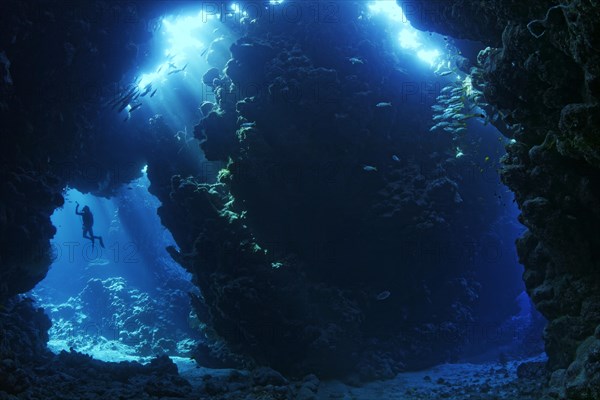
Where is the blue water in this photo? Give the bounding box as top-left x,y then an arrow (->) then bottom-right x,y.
29,0 -> 544,366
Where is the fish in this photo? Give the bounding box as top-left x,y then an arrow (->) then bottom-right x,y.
140,84 -> 153,97
430,121 -> 452,131
348,57 -> 364,65
392,155 -> 400,162
88,258 -> 111,267
437,70 -> 455,77
484,156 -> 490,162
240,122 -> 256,128
362,165 -> 378,172
111,86 -> 138,109
129,103 -> 142,113
150,88 -> 158,97
376,102 -> 392,108
117,101 -> 130,113
200,48 -> 209,57
376,291 -> 391,301
168,62 -> 177,69
167,63 -> 188,75
458,113 -> 485,121
157,66 -> 163,73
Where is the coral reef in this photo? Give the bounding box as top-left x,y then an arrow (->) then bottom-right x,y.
4,0 -> 597,395
41,276 -> 195,358
400,0 -> 600,397
147,1 -> 527,380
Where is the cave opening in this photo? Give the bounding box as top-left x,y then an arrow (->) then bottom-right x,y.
29,168 -> 199,364
29,0 -> 545,375
8,0 -> 600,398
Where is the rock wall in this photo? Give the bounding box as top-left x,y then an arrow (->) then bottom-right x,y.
151,0 -> 523,379
2,0 -> 589,391
0,0 -> 157,301
398,0 -> 600,397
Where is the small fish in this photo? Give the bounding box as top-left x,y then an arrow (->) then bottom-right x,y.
362,165 -> 378,172
200,48 -> 209,57
150,88 -> 158,97
157,65 -> 163,73
117,101 -> 130,113
167,63 -> 188,75
129,103 -> 142,113
348,57 -> 364,65
376,102 -> 392,108
437,70 -> 454,77
484,156 -> 490,162
140,84 -> 153,97
240,122 -> 256,128
430,121 -> 452,131
392,155 -> 400,162
168,62 -> 177,69
376,291 -> 391,301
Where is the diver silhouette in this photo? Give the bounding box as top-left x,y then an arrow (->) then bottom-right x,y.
75,201 -> 105,249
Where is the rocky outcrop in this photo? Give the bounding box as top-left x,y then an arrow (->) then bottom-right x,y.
0,0 -> 160,302
143,1 -> 527,379
3,0 -> 587,391
397,0 -> 600,397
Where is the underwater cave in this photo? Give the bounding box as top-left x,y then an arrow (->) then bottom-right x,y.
1,0 -> 599,399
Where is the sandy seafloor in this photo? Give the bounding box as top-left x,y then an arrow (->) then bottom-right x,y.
48,337 -> 545,400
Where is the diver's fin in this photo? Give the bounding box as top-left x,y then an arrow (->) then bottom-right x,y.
99,237 -> 105,249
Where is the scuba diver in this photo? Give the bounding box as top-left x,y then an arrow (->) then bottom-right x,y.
75,201 -> 105,249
